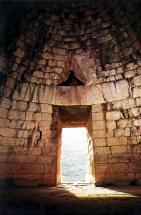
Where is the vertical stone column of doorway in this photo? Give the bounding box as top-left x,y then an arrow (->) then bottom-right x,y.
92,104 -> 111,186
42,106 -> 60,186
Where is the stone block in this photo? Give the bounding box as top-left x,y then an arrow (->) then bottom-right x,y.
93,130 -> 107,138
95,164 -> 109,173
19,164 -> 44,174
133,75 -> 141,86
92,120 -> 105,130
0,108 -> 8,119
113,163 -> 129,173
2,137 -> 16,146
40,104 -> 53,113
133,119 -> 141,126
42,173 -> 57,186
107,121 -> 116,129
34,113 -> 42,121
92,112 -> 104,121
95,154 -> 108,163
125,70 -> 135,78
131,108 -> 139,117
41,113 -> 52,121
111,145 -> 127,154
94,138 -> 107,146
106,111 -> 121,120
92,104 -> 103,113
107,137 -> 119,146
0,127 -> 16,137
102,80 -> 129,102
95,146 -> 111,155
117,119 -> 132,128
0,98 -> 10,109
0,119 -> 10,128
133,87 -> 141,98
113,98 -> 135,109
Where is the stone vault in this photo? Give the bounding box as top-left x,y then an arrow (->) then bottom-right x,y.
0,0 -> 141,186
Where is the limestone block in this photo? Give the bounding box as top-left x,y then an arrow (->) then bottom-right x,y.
93,130 -> 107,138
94,138 -> 107,146
125,70 -> 135,78
133,119 -> 141,126
127,63 -> 137,70
117,119 -> 132,128
0,118 -> 9,127
28,103 -> 39,112
107,137 -> 119,146
42,146 -> 57,156
106,111 -> 121,120
19,164 -> 44,174
95,146 -> 111,155
128,137 -> 137,145
0,127 -> 16,137
0,108 -> 8,118
120,137 -> 128,145
8,110 -> 25,121
2,137 -> 16,146
129,162 -> 141,173
92,120 -> 105,130
133,87 -> 141,98
95,164 -> 109,173
41,113 -> 52,121
92,112 -> 104,121
95,154 -> 108,163
111,145 -> 127,154
92,104 -> 103,113
26,112 -> 33,120
115,74 -> 122,80
0,98 -> 10,109
136,98 -> 141,106
34,113 -> 42,121
107,137 -> 127,146
40,104 -> 53,113
133,75 -> 141,86
107,121 -> 116,129
102,80 -> 129,102
112,163 -> 129,173
131,108 -> 139,117
115,128 -> 130,137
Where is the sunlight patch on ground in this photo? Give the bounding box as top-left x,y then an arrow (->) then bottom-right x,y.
57,184 -> 139,198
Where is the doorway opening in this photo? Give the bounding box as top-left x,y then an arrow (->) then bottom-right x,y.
61,127 -> 88,183
55,105 -> 95,185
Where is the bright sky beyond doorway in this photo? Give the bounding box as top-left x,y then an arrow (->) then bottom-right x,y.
61,127 -> 88,183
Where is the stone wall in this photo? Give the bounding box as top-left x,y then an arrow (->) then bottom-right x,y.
0,0 -> 141,186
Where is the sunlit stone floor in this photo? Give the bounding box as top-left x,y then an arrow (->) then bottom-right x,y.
0,184 -> 141,215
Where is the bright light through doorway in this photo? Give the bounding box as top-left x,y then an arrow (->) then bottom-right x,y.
61,127 -> 88,183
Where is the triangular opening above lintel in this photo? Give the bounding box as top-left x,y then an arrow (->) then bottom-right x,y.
58,70 -> 84,86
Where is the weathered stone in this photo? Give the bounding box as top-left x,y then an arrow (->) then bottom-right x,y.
133,75 -> 141,86
111,146 -> 127,154
102,80 -> 129,102
107,121 -> 116,130
133,87 -> 141,98
94,138 -> 107,147
106,111 -> 121,120
92,120 -> 105,130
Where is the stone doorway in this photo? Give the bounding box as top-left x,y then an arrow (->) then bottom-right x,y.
53,105 -> 95,185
